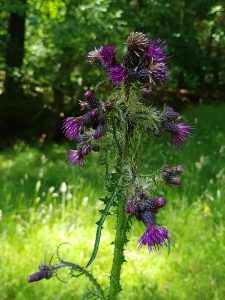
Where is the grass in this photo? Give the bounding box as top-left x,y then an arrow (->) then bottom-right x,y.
0,104 -> 225,300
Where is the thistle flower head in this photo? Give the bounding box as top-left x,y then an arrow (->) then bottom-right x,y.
87,46 -> 116,68
98,45 -> 117,67
164,106 -> 181,120
151,197 -> 166,208
67,149 -> 85,166
81,91 -> 100,110
148,62 -> 168,84
146,39 -> 167,63
127,32 -> 150,52
93,124 -> 106,139
84,90 -> 95,100
163,108 -> 192,146
87,48 -> 100,64
170,122 -> 192,146
62,117 -> 83,140
82,109 -> 99,127
125,202 -> 137,215
27,264 -> 52,283
138,224 -> 171,252
163,165 -> 184,185
175,165 -> 184,173
81,144 -> 91,156
108,66 -> 129,85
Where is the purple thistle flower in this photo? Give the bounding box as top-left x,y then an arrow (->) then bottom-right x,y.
27,265 -> 52,283
148,62 -> 168,84
151,197 -> 166,208
87,46 -> 117,68
67,144 -> 91,166
84,90 -> 95,100
62,117 -> 83,140
82,110 -> 97,127
108,66 -> 129,85
175,165 -> 184,173
138,224 -> 171,252
93,124 -> 106,139
163,165 -> 183,185
125,202 -> 137,215
170,122 -> 192,146
170,177 -> 181,185
164,106 -> 181,120
81,144 -> 91,156
146,39 -> 167,63
81,91 -> 99,110
67,149 -> 85,166
98,45 -> 117,68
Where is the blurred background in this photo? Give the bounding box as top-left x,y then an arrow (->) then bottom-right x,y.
0,0 -> 225,299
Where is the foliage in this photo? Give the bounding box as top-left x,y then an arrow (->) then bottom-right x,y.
0,0 -> 224,99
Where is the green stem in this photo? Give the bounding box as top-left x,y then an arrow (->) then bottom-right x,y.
54,261 -> 106,300
108,195 -> 128,300
108,85 -> 132,299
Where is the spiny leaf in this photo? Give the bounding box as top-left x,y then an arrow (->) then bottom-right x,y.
86,175 -> 123,268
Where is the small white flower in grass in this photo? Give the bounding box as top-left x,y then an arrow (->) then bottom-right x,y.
48,186 -> 55,193
82,196 -> 89,206
66,192 -> 73,201
60,182 -> 67,193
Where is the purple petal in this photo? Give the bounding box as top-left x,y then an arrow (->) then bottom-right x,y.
108,66 -> 129,85
138,225 -> 171,252
62,117 -> 83,140
99,45 -> 117,67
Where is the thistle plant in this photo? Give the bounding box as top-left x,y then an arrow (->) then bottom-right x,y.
28,32 -> 192,299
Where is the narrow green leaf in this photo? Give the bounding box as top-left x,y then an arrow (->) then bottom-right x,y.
86,175 -> 122,268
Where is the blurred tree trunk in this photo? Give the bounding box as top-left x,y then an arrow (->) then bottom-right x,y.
4,0 -> 27,94
177,0 -> 186,88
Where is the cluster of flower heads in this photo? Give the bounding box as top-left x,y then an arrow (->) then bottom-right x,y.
125,192 -> 170,251
63,32 -> 193,253
125,163 -> 185,252
149,106 -> 192,146
62,91 -> 113,165
87,32 -> 169,86
163,164 -> 184,185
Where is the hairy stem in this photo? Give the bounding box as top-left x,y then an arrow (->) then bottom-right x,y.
108,97 -> 131,298
108,194 -> 128,300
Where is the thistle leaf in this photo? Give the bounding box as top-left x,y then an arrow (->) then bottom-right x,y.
86,175 -> 123,268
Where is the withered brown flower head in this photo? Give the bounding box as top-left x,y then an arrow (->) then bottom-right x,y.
87,48 -> 101,64
127,32 -> 150,52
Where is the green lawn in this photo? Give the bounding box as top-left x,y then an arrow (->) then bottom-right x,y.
0,104 -> 225,300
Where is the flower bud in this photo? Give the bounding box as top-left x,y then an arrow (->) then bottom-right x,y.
84,90 -> 94,100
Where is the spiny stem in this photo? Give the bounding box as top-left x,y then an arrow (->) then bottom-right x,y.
54,261 -> 106,300
108,85 -> 133,299
108,195 -> 128,300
